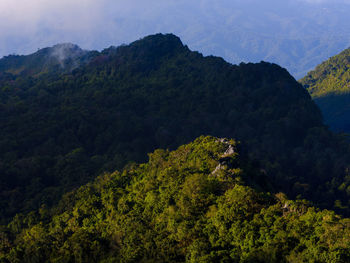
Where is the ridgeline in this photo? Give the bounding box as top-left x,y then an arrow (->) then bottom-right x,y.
300,47 -> 350,132
0,34 -> 349,226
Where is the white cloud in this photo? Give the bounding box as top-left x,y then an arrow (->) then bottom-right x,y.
0,0 -> 99,31
0,0 -> 111,55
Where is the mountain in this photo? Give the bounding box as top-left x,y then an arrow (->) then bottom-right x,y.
2,0 -> 350,79
1,136 -> 349,262
0,43 -> 94,77
300,48 -> 350,132
0,34 -> 350,225
177,0 -> 350,79
197,33 -> 350,80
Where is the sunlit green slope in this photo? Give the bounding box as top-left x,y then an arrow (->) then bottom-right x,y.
300,48 -> 350,132
1,136 -> 349,263
301,48 -> 350,97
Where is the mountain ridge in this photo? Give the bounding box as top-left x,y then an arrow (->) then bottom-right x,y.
0,42 -> 93,77
300,47 -> 350,132
300,47 -> 350,97
0,33 -> 349,225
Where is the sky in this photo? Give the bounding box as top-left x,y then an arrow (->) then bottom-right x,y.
0,0 -> 350,77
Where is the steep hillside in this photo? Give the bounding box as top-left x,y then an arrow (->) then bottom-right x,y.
1,34 -> 350,224
1,136 -> 349,262
300,48 -> 350,97
300,48 -> 350,132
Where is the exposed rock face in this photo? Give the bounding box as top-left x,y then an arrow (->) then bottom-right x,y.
222,144 -> 235,157
211,138 -> 238,177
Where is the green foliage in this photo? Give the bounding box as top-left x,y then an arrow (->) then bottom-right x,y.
300,48 -> 350,98
300,48 -> 350,132
0,33 -> 350,224
1,136 -> 349,262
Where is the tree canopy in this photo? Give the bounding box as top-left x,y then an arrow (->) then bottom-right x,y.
300,47 -> 350,132
0,34 -> 350,225
1,136 -> 349,262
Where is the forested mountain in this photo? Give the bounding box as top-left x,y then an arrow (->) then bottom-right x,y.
0,43 -> 94,77
300,48 -> 350,132
1,34 -> 350,226
3,0 -> 350,79
1,136 -> 349,262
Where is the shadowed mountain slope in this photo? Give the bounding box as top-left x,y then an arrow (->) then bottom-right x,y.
1,34 -> 350,224
0,43 -> 95,77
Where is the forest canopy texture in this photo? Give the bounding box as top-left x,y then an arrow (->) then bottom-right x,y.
300,48 -> 350,132
1,136 -> 350,262
0,34 -> 350,233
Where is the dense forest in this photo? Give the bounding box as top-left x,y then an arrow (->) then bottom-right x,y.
1,136 -> 349,262
300,48 -> 350,97
300,48 -> 350,132
0,33 -> 350,227
0,43 -> 93,77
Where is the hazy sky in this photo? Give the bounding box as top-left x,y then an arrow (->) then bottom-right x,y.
1,0 -> 350,76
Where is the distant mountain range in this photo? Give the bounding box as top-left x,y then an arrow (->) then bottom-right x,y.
1,1 -> 350,79
181,0 -> 350,79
